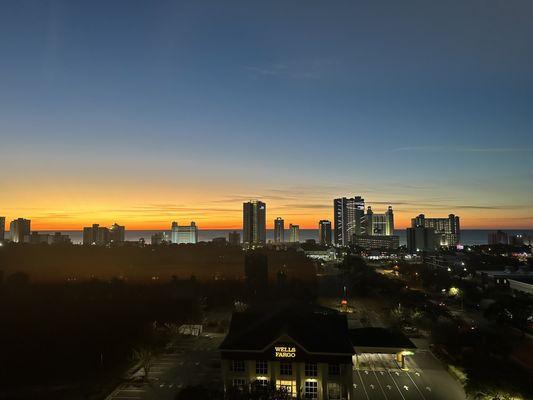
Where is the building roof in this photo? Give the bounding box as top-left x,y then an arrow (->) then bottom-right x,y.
349,327 -> 416,349
219,304 -> 355,355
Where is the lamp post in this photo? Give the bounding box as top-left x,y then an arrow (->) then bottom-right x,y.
449,287 -> 463,310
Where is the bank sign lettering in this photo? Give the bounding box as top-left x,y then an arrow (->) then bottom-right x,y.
275,346 -> 296,358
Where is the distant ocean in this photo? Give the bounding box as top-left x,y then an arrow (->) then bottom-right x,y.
14,229 -> 533,246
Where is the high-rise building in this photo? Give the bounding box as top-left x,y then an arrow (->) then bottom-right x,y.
411,214 -> 460,246
83,224 -> 98,245
29,232 -> 69,245
151,232 -> 171,245
228,230 -> 241,246
318,220 -> 332,245
488,230 -> 508,245
274,217 -> 285,243
334,196 -> 365,246
171,221 -> 198,244
51,232 -> 71,245
406,226 -> 438,253
110,223 -> 125,244
9,218 -> 31,243
365,206 -> 394,236
288,224 -> 300,243
243,200 -> 266,246
82,224 -> 111,246
353,234 -> 399,250
0,216 -> 5,242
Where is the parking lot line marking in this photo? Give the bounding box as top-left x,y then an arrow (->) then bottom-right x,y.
111,397 -> 142,400
387,369 -> 406,400
372,370 -> 390,400
406,371 -> 426,400
356,369 -> 371,400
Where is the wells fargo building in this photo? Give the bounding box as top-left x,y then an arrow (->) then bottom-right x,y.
219,306 -> 355,399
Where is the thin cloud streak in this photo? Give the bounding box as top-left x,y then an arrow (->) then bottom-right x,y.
391,146 -> 533,153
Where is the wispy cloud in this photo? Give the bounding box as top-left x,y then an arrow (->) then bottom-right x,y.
245,64 -> 289,77
391,146 -> 533,153
245,59 -> 338,80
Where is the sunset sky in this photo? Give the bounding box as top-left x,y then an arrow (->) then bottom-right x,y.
1,0 -> 533,230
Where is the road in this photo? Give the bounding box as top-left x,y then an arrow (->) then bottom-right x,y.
106,333 -> 224,400
353,351 -> 465,400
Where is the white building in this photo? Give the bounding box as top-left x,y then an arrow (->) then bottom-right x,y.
171,221 -> 198,244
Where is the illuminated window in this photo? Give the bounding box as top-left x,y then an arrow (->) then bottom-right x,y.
328,363 -> 340,376
256,360 -> 268,374
276,379 -> 296,395
328,382 -> 341,399
230,360 -> 245,372
232,378 -> 246,391
251,378 -> 269,392
280,362 -> 292,376
304,380 -> 318,399
304,362 -> 318,377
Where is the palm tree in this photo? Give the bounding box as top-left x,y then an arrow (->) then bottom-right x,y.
390,304 -> 405,327
132,347 -> 155,381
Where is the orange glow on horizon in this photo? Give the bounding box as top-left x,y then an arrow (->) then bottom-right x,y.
2,182 -> 532,231
2,212 -> 532,231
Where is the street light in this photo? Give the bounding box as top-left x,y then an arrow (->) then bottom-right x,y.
449,287 -> 463,310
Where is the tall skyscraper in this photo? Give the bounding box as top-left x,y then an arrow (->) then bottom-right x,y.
9,218 -> 31,243
274,217 -> 285,243
411,214 -> 460,246
171,222 -> 198,244
288,224 -> 300,243
0,216 -> 5,242
110,223 -> 126,244
83,224 -> 98,245
228,230 -> 241,246
334,196 -> 365,246
82,224 -> 110,245
243,200 -> 266,246
318,220 -> 332,245
365,206 -> 394,236
406,226 -> 437,253
488,230 -> 508,245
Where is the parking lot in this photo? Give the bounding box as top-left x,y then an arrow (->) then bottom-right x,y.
106,333 -> 465,400
353,351 -> 465,400
106,333 -> 224,400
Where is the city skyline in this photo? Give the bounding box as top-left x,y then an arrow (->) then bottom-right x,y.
1,1 -> 533,231
1,193 -> 532,231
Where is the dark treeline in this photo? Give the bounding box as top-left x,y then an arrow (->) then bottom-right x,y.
0,278 -> 210,397
0,244 -> 317,399
0,243 -> 316,283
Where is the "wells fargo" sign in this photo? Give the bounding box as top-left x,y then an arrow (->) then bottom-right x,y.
275,346 -> 296,358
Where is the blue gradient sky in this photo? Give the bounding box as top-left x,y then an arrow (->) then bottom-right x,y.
1,0 -> 532,229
